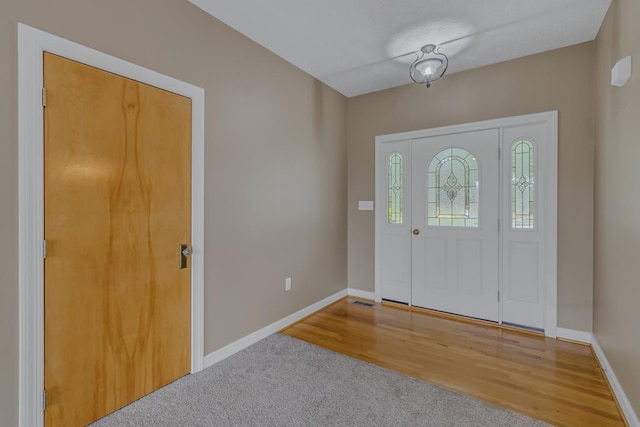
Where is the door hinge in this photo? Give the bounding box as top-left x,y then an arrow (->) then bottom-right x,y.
42,389 -> 47,411
498,290 -> 501,302
41,87 -> 47,108
43,240 -> 47,259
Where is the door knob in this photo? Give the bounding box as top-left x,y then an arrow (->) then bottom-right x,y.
179,244 -> 192,269
412,229 -> 420,235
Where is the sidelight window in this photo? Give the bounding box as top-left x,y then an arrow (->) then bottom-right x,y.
511,139 -> 535,229
388,153 -> 403,224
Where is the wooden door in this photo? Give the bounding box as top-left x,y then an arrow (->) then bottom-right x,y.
411,130 -> 500,321
44,53 -> 192,427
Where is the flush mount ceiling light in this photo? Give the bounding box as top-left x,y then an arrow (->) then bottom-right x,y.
410,44 -> 448,88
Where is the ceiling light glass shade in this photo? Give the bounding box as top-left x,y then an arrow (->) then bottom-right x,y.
410,44 -> 448,88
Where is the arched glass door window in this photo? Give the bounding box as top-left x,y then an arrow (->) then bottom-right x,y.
512,139 -> 535,229
387,153 -> 403,224
427,148 -> 479,227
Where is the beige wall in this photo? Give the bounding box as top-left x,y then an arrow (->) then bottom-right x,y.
347,43 -> 595,332
6,0 -> 638,424
594,0 -> 640,416
0,1 -> 347,424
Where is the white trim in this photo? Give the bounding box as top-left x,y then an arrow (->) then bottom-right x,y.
543,112 -> 558,338
374,111 -> 558,337
376,112 -> 555,144
556,328 -> 592,344
18,24 -> 205,427
498,127 -> 505,326
592,336 -> 640,427
347,288 -> 377,301
374,141 -> 383,303
203,290 -> 348,368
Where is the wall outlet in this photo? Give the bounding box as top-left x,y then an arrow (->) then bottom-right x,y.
285,277 -> 292,291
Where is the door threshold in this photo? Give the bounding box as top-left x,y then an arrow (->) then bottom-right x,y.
381,298 -> 409,306
381,300 -> 545,337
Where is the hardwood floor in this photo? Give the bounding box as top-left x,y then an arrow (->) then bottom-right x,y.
281,297 -> 626,427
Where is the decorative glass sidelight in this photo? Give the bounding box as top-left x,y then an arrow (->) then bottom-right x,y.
511,139 -> 535,229
388,153 -> 403,224
428,147 -> 479,227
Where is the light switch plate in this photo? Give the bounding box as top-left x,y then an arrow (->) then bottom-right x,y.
358,201 -> 374,211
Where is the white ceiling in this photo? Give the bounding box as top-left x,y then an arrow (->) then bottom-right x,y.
189,0 -> 611,97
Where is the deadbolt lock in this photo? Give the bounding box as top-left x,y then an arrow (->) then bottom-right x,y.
412,229 -> 420,235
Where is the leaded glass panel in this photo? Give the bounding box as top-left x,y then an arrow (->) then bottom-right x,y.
512,139 -> 535,229
387,153 -> 403,224
427,148 -> 479,228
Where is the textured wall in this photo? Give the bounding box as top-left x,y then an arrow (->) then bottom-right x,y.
0,1 -> 347,424
347,43 -> 595,332
594,0 -> 640,417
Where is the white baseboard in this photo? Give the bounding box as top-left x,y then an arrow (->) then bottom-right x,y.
347,288 -> 376,301
203,289 -> 347,368
556,327 -> 592,344
592,335 -> 640,427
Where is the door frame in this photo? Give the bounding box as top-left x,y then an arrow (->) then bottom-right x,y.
18,24 -> 205,427
374,111 -> 557,336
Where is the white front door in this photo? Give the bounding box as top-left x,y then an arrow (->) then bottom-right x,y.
411,130 -> 500,321
375,112 -> 557,334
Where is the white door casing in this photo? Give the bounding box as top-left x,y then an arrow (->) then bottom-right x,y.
18,24 -> 205,427
411,130 -> 500,322
374,111 -> 557,336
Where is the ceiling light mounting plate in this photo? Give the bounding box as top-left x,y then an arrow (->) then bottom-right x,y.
421,44 -> 437,54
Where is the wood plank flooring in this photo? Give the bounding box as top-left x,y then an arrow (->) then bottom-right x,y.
281,297 -> 626,427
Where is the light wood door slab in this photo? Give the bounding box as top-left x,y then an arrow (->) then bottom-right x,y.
44,52 -> 192,427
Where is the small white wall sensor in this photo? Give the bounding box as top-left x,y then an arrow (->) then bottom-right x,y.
611,56 -> 632,87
